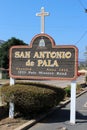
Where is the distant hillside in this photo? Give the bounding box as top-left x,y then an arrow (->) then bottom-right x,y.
0,40 -> 5,45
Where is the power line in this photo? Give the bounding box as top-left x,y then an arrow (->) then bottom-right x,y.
78,0 -> 85,9
78,0 -> 87,12
74,31 -> 87,45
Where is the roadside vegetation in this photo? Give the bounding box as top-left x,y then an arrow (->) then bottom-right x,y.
1,82 -> 65,117
64,84 -> 84,97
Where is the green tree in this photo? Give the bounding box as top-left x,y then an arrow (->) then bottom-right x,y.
0,37 -> 27,69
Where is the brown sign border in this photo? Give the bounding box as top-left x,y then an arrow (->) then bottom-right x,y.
9,33 -> 78,80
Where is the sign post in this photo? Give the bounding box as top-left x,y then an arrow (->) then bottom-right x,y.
70,80 -> 76,124
9,102 -> 14,118
9,77 -> 15,118
10,77 -> 15,86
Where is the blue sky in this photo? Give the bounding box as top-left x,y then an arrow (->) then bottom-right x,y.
0,0 -> 87,61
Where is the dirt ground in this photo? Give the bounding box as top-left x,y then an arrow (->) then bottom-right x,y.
0,106 -> 29,130
0,117 -> 27,130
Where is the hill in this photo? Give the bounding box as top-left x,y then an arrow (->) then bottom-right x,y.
0,40 -> 5,45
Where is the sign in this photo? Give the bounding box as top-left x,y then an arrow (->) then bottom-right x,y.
9,33 -> 78,80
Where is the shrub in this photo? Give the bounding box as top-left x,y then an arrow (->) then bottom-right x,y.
65,84 -> 82,97
1,82 -> 65,115
64,85 -> 71,97
76,84 -> 82,94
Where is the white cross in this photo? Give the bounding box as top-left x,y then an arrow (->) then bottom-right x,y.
36,7 -> 49,33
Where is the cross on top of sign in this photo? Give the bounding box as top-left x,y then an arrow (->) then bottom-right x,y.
36,7 -> 50,33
